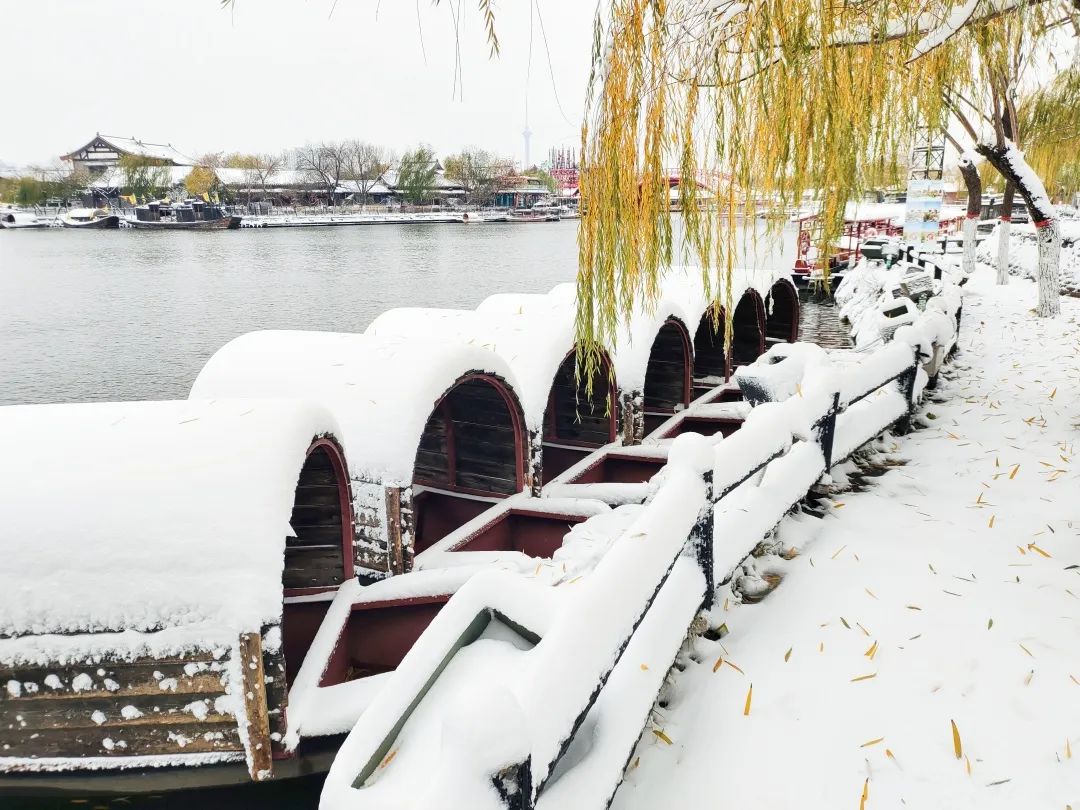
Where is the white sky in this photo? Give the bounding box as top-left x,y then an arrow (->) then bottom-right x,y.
2,1 -> 596,168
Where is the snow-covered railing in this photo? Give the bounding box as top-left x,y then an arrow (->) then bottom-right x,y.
321,291 -> 962,810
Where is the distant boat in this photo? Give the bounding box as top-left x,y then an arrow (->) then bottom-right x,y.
507,207 -> 560,223
59,208 -> 120,229
125,200 -> 241,230
0,209 -> 52,229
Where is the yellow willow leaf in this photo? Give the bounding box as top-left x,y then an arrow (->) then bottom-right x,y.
831,545 -> 847,560
861,737 -> 885,747
725,660 -> 745,675
859,778 -> 869,810
857,623 -> 871,637
1028,543 -> 1052,558
713,656 -> 724,673
865,588 -> 878,600
885,749 -> 898,766
1024,670 -> 1034,686
784,648 -> 792,662
1067,739 -> 1073,759
834,502 -> 846,509
640,663 -> 649,671
965,755 -> 972,776
951,720 -> 963,759
865,641 -> 879,659
380,749 -> 398,769
988,515 -> 996,529
1071,675 -> 1080,686
743,684 -> 753,716
819,642 -> 825,653
840,617 -> 851,629
533,563 -> 542,576
851,673 -> 877,682
1050,387 -> 1058,399
652,728 -> 673,745
1019,643 -> 1035,658
1009,464 -> 1020,480
629,756 -> 640,771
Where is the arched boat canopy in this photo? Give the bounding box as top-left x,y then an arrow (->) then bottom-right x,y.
0,399 -> 344,660
765,276 -> 801,344
731,288 -> 767,369
190,331 -> 526,489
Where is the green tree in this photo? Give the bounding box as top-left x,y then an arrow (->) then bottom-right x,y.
444,148 -> 509,205
397,146 -> 439,205
119,154 -> 171,203
524,167 -> 556,193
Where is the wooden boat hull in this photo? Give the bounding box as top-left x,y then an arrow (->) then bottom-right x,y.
60,215 -> 119,229
124,216 -> 242,231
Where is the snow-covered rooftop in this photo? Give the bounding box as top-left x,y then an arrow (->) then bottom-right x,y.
189,331 -> 524,487
0,398 -> 340,662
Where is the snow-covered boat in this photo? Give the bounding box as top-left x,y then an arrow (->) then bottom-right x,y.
0,210 -> 52,229
0,273 -> 797,797
507,208 -> 560,223
59,208 -> 120,229
125,200 -> 241,230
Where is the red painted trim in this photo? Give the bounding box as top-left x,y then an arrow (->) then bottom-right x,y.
1034,218 -> 1052,229
282,436 -> 354,600
662,316 -> 694,407
769,279 -> 800,343
999,215 -> 1012,222
421,371 -> 528,493
965,212 -> 980,220
544,348 -> 618,445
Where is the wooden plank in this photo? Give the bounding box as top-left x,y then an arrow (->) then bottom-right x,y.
238,632 -> 273,781
283,546 -> 344,589
0,723 -> 243,759
0,691 -> 235,731
1,659 -> 225,701
385,487 -> 405,575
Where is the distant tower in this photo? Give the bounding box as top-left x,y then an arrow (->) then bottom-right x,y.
522,126 -> 533,170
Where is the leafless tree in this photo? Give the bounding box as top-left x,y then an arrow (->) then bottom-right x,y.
294,142 -> 351,206
343,141 -> 393,207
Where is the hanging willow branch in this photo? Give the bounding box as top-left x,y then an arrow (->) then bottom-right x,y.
575,0 -> 1076,379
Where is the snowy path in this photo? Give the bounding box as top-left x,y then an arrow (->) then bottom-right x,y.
613,268 -> 1080,809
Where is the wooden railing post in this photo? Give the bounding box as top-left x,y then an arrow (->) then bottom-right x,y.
896,362 -> 919,433
815,393 -> 841,470
691,469 -> 716,608
238,632 -> 274,781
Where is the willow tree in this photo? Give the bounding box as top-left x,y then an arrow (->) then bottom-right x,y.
576,0 -> 1079,373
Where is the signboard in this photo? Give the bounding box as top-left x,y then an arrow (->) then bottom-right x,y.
904,178 -> 944,249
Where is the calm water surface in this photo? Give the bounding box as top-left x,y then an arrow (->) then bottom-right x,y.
0,220 -> 842,406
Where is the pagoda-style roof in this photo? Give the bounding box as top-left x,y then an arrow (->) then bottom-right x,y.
61,133 -> 195,166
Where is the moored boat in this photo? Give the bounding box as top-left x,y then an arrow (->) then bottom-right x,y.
125,200 -> 241,230
0,210 -> 53,229
59,208 -> 120,229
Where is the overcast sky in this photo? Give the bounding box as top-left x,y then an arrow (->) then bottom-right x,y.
3,1 -> 596,167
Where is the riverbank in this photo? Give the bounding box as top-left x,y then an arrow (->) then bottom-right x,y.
614,266 -> 1080,809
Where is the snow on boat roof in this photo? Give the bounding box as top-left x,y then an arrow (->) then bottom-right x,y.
189,331 -> 523,487
0,399 -> 340,657
480,281 -> 693,394
365,305 -> 577,430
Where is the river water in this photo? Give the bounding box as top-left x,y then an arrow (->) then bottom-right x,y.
0,220 -> 845,406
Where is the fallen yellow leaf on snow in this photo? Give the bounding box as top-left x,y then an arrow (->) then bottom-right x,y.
865,641 -> 878,659
851,673 -> 877,682
743,684 -> 753,716
861,737 -> 884,747
951,719 -> 963,759
652,728 -> 673,745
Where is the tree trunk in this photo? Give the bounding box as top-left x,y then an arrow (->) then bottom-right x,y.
996,182 -> 1015,285
976,142 -> 1060,317
958,155 -> 981,279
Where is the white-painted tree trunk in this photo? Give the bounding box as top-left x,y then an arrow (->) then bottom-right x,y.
1036,220 -> 1061,318
961,215 -> 977,278
995,219 -> 1011,285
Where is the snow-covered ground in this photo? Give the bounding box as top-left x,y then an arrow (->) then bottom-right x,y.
614,267 -> 1080,809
